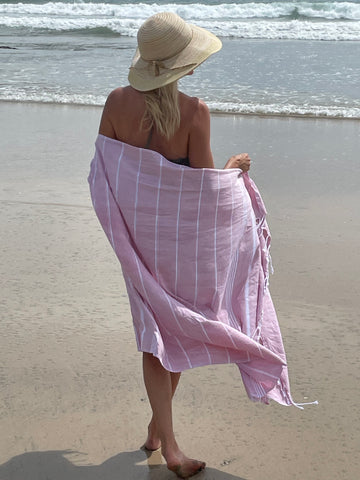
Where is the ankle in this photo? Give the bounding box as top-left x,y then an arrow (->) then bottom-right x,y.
161,439 -> 180,461
148,419 -> 157,434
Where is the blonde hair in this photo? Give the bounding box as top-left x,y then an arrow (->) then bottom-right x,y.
141,81 -> 180,140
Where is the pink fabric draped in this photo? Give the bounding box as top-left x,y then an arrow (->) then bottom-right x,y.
88,134 -> 305,407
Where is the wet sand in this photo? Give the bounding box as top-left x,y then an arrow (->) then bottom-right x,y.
0,102 -> 359,480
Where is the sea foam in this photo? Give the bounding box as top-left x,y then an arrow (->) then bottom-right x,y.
1,2 -> 360,41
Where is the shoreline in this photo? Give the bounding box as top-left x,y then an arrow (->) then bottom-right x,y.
1,100 -> 359,480
1,99 -> 359,121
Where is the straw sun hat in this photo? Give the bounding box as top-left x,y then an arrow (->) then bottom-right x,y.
128,12 -> 222,92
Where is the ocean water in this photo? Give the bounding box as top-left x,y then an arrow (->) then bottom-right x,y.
1,0 -> 360,118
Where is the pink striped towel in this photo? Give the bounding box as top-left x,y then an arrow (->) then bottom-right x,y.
88,134 -> 312,408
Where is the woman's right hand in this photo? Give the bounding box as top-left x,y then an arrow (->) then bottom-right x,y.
224,153 -> 251,172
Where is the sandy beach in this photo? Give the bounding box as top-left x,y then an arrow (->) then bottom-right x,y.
0,101 -> 359,480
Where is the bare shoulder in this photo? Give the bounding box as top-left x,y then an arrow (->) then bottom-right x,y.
99,88 -> 123,137
192,98 -> 210,127
179,93 -> 210,128
104,86 -> 130,110
185,96 -> 210,133
183,94 -> 214,168
100,86 -> 141,138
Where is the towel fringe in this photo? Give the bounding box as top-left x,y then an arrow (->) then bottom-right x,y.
277,378 -> 318,409
294,400 -> 319,408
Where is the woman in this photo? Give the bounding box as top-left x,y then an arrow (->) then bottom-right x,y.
90,11 -> 309,480
99,13 -> 249,477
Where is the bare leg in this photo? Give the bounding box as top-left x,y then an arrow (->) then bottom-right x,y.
145,370 -> 181,450
142,352 -> 205,478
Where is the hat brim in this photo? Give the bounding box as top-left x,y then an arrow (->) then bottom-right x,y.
128,24 -> 222,92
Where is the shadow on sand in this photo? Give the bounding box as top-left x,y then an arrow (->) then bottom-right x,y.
0,449 -> 247,480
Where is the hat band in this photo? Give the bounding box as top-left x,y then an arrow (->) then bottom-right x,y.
132,58 -> 197,78
151,59 -> 165,77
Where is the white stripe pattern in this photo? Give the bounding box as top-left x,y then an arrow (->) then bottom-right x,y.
194,170 -> 205,306
106,182 -> 115,248
211,171 -> 220,307
154,159 -> 163,281
115,142 -> 124,198
244,208 -> 259,336
133,149 -> 142,241
174,169 -> 184,296
225,177 -> 239,329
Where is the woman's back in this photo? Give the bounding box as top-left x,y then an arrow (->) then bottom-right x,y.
99,85 -> 215,169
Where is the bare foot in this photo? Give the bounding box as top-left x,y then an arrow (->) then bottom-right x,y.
142,419 -> 161,451
166,451 -> 206,478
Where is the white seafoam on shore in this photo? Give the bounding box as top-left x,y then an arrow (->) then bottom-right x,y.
1,1 -> 360,39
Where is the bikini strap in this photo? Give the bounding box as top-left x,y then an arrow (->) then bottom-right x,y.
145,127 -> 153,149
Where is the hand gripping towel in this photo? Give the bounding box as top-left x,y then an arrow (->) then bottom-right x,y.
88,134 -> 314,408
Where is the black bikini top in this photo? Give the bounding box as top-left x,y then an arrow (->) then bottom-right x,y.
145,128 -> 190,167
